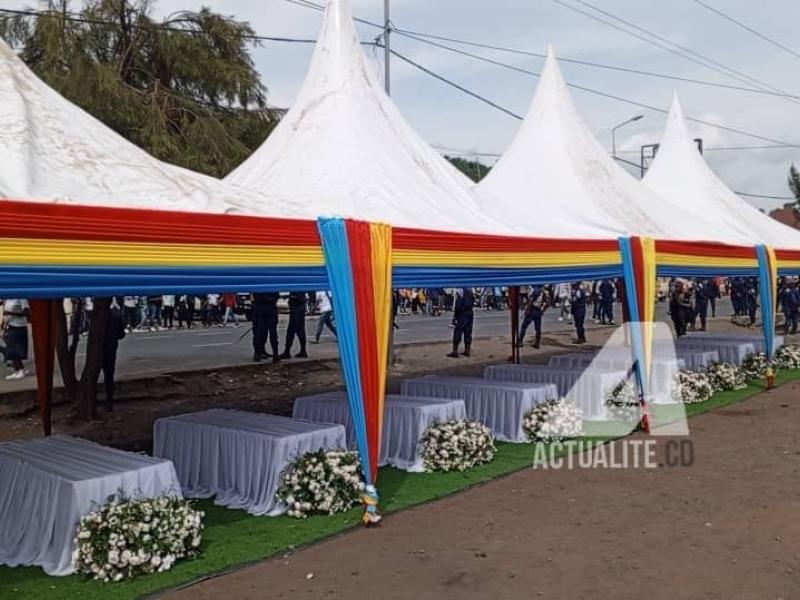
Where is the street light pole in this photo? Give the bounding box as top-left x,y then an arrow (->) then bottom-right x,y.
611,114 -> 644,158
384,0 -> 391,95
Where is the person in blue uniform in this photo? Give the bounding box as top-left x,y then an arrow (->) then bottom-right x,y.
693,278 -> 709,332
598,279 -> 615,325
252,292 -> 280,363
571,282 -> 588,344
708,278 -> 720,318
784,279 -> 800,335
517,285 -> 549,349
281,292 -> 309,359
745,278 -> 759,327
447,287 -> 475,358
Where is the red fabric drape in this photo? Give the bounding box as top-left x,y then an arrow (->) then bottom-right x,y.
29,299 -> 59,436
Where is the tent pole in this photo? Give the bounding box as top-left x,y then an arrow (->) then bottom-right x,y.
509,286 -> 520,364
29,299 -> 59,436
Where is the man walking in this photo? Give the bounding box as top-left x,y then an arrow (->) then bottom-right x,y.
252,293 -> 280,363
693,279 -> 709,331
312,290 -> 337,344
281,291 -> 309,359
447,287 -> 475,358
571,282 -> 588,344
784,279 -> 800,335
2,298 -> 29,379
517,285 -> 549,349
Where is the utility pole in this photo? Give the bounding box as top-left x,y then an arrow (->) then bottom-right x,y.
384,0 -> 391,95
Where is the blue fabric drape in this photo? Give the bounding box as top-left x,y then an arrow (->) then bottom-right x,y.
756,245 -> 776,359
317,218 -> 372,482
393,265 -> 623,288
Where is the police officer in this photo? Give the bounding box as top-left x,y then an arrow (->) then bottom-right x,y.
517,285 -> 549,349
708,277 -> 720,318
784,279 -> 800,335
598,279 -> 615,325
447,287 -> 475,358
746,278 -> 759,328
693,278 -> 709,332
252,292 -> 280,363
571,281 -> 588,344
281,291 -> 309,360
669,281 -> 688,337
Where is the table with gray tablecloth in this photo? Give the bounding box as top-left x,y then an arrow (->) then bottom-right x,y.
685,333 -> 783,355
153,409 -> 346,516
548,353 -> 683,404
675,340 -> 755,365
401,376 -> 557,442
676,349 -> 720,370
292,392 -> 467,472
483,364 -> 626,420
0,435 -> 181,576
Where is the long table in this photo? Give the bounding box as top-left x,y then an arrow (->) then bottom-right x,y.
293,392 -> 467,472
0,435 -> 181,575
401,376 -> 557,442
154,409 -> 346,516
484,364 -> 626,420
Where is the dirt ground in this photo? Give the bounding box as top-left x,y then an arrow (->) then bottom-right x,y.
169,382 -> 800,600
0,325 -> 584,450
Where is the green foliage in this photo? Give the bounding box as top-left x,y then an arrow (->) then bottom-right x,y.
446,155 -> 491,182
789,164 -> 800,203
0,0 -> 278,177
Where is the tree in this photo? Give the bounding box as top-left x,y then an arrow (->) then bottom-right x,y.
1,1 -> 278,419
0,0 -> 278,177
789,164 -> 800,204
446,155 -> 491,183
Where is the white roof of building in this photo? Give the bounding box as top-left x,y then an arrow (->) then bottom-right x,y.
0,39 -> 276,215
225,0 -> 510,234
478,47 -> 751,244
644,94 -> 800,249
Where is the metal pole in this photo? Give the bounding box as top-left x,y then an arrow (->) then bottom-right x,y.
384,0 -> 391,95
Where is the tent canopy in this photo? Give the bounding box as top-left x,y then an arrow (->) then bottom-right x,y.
477,46 -> 752,245
644,94 -> 800,250
0,39 -> 284,216
225,0 -> 510,235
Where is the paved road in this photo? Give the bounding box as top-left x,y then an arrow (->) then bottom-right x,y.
0,304 -> 633,393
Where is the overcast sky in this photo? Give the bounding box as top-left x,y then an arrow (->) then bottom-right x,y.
7,0 -> 800,210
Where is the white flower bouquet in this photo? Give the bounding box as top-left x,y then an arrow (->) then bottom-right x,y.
671,370 -> 714,404
774,344 -> 800,370
741,352 -> 772,381
604,380 -> 642,422
276,449 -> 365,519
523,399 -> 583,442
72,495 -> 204,582
420,420 -> 496,472
705,362 -> 747,392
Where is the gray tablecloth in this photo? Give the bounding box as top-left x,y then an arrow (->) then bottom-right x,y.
685,333 -> 782,356
676,340 -> 755,365
548,353 -> 683,404
153,409 -> 346,516
292,393 -> 467,472
483,364 -> 626,419
676,349 -> 720,370
401,376 -> 557,442
0,435 -> 180,576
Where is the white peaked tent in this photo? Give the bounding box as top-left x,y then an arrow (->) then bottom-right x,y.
478,47 -> 752,244
644,95 -> 800,250
0,39 -> 282,216
226,0 -> 510,235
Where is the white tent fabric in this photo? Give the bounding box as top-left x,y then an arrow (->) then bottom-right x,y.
226,0 -> 511,235
478,47 -> 751,244
0,39 -> 281,216
644,95 -> 800,250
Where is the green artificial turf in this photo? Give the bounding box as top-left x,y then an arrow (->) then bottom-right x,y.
2,369 -> 799,600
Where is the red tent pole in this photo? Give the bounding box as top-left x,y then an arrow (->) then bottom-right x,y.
29,299 -> 58,436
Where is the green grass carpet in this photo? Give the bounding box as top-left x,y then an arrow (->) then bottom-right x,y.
3,369 -> 799,600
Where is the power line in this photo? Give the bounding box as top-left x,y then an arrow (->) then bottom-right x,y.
693,0 -> 800,64
384,47 -> 523,120
553,0 -> 800,106
735,191 -> 796,201
618,144 -> 793,154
